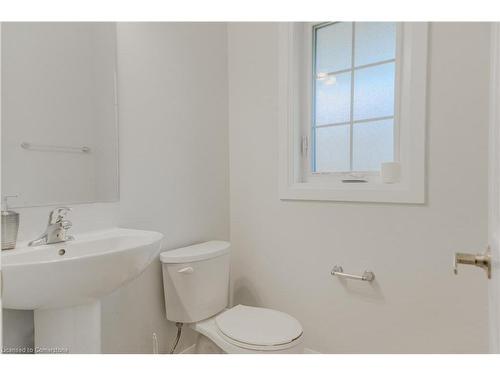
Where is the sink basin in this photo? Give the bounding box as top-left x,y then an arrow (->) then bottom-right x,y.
1,227 -> 163,353
2,227 -> 163,309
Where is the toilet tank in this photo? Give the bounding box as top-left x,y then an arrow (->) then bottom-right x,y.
160,241 -> 230,323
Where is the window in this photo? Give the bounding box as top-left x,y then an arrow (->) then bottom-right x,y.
279,22 -> 427,203
313,22 -> 397,173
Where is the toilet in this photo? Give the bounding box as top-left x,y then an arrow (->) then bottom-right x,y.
160,241 -> 304,354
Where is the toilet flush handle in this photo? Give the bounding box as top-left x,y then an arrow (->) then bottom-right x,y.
177,266 -> 194,274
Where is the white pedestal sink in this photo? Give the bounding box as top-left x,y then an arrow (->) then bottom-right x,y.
1,228 -> 163,354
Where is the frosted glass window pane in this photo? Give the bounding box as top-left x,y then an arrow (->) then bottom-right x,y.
353,63 -> 395,121
355,22 -> 396,67
315,125 -> 350,172
352,119 -> 394,171
315,72 -> 351,126
315,22 -> 352,74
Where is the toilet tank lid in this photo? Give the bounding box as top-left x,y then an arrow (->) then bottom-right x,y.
160,240 -> 230,263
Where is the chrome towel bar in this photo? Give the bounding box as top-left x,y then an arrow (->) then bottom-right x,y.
331,265 -> 375,282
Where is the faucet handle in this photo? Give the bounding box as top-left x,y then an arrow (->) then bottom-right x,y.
60,219 -> 72,230
49,207 -> 72,224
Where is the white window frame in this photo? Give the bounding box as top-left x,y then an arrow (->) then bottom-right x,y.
279,22 -> 428,203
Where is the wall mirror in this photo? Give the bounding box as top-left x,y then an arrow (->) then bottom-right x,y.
1,22 -> 119,207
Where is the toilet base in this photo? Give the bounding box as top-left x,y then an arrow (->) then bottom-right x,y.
193,334 -> 224,354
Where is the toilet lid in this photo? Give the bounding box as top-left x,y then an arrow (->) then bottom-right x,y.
215,305 -> 303,347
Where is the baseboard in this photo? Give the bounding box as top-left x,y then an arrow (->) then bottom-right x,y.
303,348 -> 321,354
180,344 -> 196,354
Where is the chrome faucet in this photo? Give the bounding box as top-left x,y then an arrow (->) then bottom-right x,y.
28,207 -> 75,247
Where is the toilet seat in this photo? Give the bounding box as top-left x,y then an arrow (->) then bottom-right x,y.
214,305 -> 303,351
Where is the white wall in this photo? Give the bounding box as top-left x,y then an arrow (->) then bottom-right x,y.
101,22 -> 229,353
227,22 -> 491,353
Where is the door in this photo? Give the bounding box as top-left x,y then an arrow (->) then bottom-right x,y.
489,22 -> 500,354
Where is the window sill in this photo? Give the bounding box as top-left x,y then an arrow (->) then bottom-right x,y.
279,180 -> 424,204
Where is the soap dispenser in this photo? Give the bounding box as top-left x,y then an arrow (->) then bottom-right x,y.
1,194 -> 20,250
